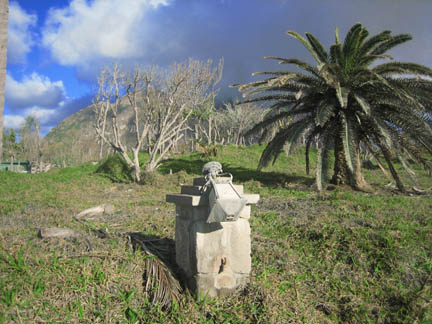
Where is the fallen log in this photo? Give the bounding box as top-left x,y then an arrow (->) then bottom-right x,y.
74,204 -> 114,221
38,227 -> 81,239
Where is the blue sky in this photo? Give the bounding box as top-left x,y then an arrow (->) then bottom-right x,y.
5,0 -> 432,135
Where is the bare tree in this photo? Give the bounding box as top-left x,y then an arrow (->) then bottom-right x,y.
19,115 -> 42,163
215,103 -> 266,145
94,58 -> 223,181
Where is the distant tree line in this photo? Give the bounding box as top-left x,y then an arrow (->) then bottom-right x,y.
2,115 -> 43,166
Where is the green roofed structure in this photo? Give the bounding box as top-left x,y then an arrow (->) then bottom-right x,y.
0,161 -> 31,173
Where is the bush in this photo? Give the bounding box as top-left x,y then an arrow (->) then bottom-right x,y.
138,170 -> 158,185
96,154 -> 134,183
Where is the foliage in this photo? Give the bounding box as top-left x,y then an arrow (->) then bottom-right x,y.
94,59 -> 223,181
0,145 -> 431,323
19,115 -> 42,163
2,128 -> 21,161
195,141 -> 218,158
216,102 -> 267,146
96,153 -> 134,183
233,23 -> 432,192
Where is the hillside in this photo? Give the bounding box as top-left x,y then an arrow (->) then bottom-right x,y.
43,100 -> 136,166
0,145 -> 431,323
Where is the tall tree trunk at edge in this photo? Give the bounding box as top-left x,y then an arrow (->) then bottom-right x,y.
0,0 -> 9,161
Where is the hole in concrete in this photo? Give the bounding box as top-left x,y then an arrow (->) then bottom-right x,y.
218,257 -> 227,273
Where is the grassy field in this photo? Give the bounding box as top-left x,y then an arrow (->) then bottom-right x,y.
0,145 -> 431,323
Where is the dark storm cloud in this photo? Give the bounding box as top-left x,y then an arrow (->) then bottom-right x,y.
74,0 -> 432,100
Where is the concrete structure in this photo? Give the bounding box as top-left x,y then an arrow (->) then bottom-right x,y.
166,175 -> 259,297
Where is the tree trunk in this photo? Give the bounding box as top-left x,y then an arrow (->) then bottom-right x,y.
352,146 -> 372,191
0,0 -> 9,161
331,135 -> 349,185
208,115 -> 212,145
132,148 -> 141,183
331,135 -> 371,191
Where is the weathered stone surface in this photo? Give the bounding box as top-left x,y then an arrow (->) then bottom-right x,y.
181,184 -> 244,196
192,219 -> 251,274
243,194 -> 260,205
229,219 -> 251,274
239,205 -> 251,220
195,272 -> 249,297
180,185 -> 204,196
176,206 -> 208,222
167,192 -> 259,207
175,217 -> 192,274
167,173 -> 259,298
166,194 -> 206,206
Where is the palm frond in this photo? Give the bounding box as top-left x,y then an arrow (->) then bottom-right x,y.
315,102 -> 336,126
305,126 -> 321,175
397,154 -> 419,187
342,23 -> 364,56
305,32 -> 329,63
352,93 -> 371,115
258,118 -> 313,169
330,43 -> 344,66
240,95 -> 297,106
373,62 -> 432,77
380,145 -> 406,192
371,34 -> 412,55
245,108 -> 310,138
287,30 -> 324,64
358,30 -> 392,57
336,84 -> 349,108
358,54 -> 393,66
231,80 -> 268,92
129,233 -> 182,308
264,57 -> 322,78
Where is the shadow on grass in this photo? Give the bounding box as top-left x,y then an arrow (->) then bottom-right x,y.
159,155 -> 313,188
158,154 -> 206,175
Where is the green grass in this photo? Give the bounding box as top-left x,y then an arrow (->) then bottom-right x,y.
0,144 -> 431,323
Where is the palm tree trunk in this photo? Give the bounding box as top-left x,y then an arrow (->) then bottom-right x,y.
331,135 -> 349,185
0,0 -> 9,161
352,145 -> 372,192
331,134 -> 371,191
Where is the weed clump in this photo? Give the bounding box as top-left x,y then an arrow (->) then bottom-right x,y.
139,171 -> 159,185
96,154 -> 134,183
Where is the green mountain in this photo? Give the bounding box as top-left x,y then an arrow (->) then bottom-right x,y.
44,101 -> 136,166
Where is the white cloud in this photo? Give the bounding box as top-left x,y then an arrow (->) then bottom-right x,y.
4,93 -> 93,135
4,107 -> 56,128
5,73 -> 66,110
4,115 -> 25,129
4,107 -> 59,135
42,0 -> 171,66
7,1 -> 37,64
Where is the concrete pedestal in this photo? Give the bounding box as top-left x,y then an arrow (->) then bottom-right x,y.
166,177 -> 259,297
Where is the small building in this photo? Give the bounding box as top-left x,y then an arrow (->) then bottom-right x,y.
0,161 -> 31,173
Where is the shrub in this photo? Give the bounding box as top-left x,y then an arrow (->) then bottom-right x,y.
96,154 -> 134,183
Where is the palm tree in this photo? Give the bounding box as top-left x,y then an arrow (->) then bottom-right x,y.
0,0 -> 9,161
233,23 -> 432,192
